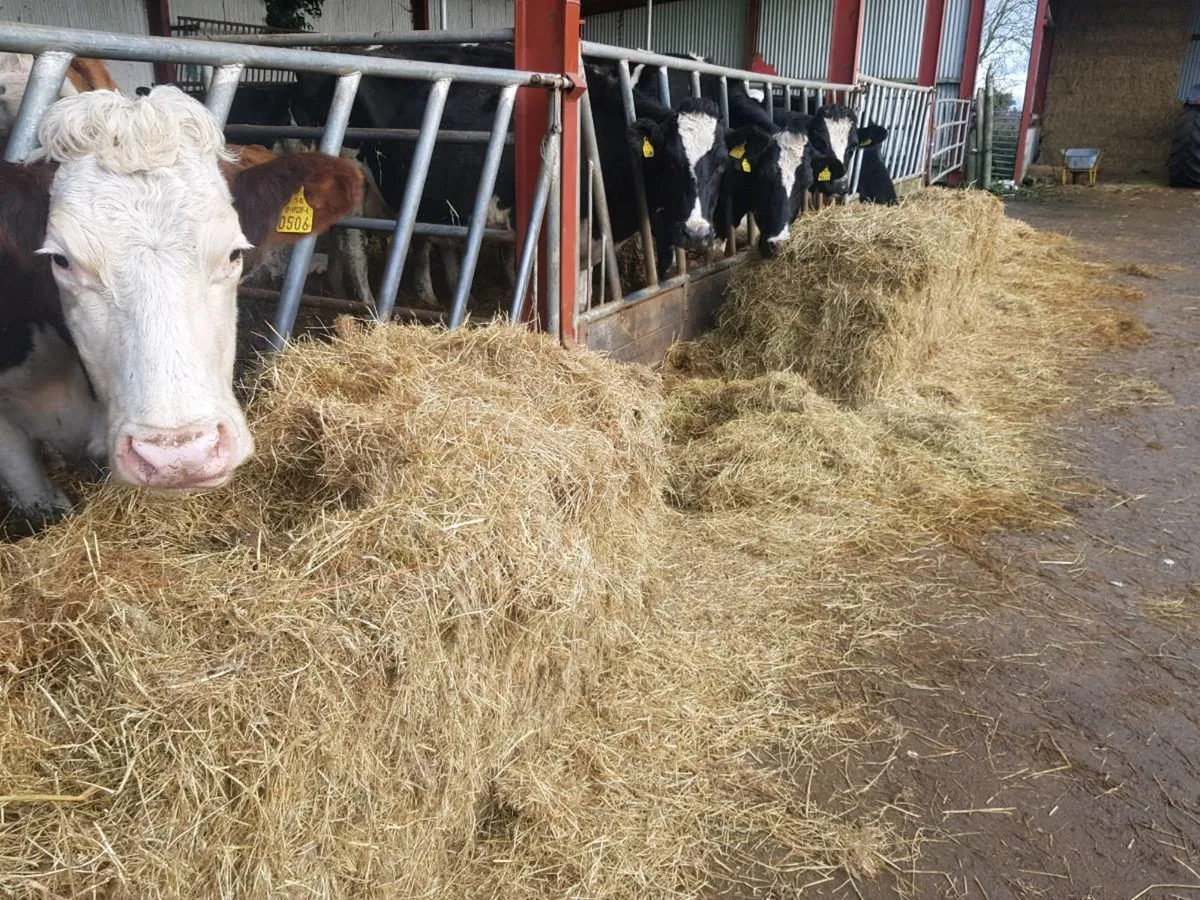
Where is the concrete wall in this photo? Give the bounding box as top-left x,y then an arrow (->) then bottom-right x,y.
1040,0 -> 1191,182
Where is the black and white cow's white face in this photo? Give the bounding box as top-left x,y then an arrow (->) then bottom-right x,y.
814,103 -> 859,196
630,98 -> 729,250
729,114 -> 846,258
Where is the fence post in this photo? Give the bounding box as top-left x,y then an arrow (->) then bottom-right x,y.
964,96 -> 979,186
982,75 -> 994,190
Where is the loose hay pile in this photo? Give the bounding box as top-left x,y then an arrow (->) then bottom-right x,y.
0,322 -> 664,897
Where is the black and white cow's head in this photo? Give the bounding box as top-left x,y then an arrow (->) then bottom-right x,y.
629,97 -> 729,251
728,113 -> 846,258
813,103 -> 859,196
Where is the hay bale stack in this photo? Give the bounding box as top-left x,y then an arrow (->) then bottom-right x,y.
694,189 -> 1004,405
0,321 -> 664,898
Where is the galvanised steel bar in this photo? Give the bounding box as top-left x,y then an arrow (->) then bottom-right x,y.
583,40 -> 855,94
579,85 -> 624,307
209,28 -> 515,46
0,22 -> 565,89
336,216 -> 516,241
718,75 -> 736,257
448,82 -> 517,329
617,58 -> 658,288
373,77 -> 452,322
269,69 -> 361,348
545,95 -> 562,339
204,63 -> 244,125
509,133 -> 556,321
3,49 -> 73,162
222,123 -> 512,145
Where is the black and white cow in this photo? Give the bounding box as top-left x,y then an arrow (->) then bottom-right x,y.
812,103 -> 859,197
0,86 -> 363,527
854,124 -> 897,205
629,56 -> 844,256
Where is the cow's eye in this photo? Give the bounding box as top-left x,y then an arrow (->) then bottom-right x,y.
51,254 -> 69,270
229,249 -> 244,264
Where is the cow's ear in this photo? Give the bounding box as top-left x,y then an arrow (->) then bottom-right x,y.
629,119 -> 664,162
811,156 -> 846,185
858,124 -> 888,147
230,153 -> 364,249
725,125 -> 773,163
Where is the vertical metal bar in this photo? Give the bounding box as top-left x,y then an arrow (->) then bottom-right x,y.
646,0 -> 653,50
4,50 -> 73,163
545,95 -> 562,339
617,59 -> 658,288
204,63 -> 245,127
719,75 -> 736,258
439,0 -> 449,29
580,85 -> 624,304
690,70 -> 702,99
509,136 -> 556,321
765,83 -> 774,119
783,84 -> 792,112
657,65 -> 671,107
374,78 -> 452,323
448,83 -> 517,329
269,70 -> 361,349
585,156 -> 594,309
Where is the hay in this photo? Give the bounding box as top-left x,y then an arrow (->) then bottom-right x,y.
0,321 -> 664,898
681,190 -> 1005,406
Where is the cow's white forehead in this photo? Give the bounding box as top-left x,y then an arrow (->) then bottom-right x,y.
35,84 -> 233,174
773,130 -> 810,199
677,111 -> 718,168
825,117 -> 854,163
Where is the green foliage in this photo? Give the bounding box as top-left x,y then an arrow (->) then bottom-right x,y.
264,0 -> 324,30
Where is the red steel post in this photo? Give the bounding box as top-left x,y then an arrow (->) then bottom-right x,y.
958,0 -> 986,99
515,0 -> 582,341
1013,0 -> 1050,180
827,0 -> 864,84
917,0 -> 948,87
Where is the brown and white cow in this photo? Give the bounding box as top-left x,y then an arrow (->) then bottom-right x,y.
0,86 -> 363,527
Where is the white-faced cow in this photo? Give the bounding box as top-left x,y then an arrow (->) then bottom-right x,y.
812,102 -> 859,197
0,86 -> 363,528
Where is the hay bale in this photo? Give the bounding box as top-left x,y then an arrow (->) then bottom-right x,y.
685,189 -> 1005,406
0,321 -> 664,898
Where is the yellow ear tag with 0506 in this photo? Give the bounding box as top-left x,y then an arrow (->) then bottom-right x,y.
276,186 -> 314,235
642,138 -> 655,159
729,144 -> 746,160
741,158 -> 752,173
817,167 -> 833,182
860,138 -> 873,147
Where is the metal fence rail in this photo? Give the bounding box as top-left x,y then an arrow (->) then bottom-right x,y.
171,17 -> 306,91
929,97 -> 973,184
851,75 -> 934,191
0,20 -> 566,347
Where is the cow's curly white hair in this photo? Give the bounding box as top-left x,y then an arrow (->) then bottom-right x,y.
34,84 -> 235,173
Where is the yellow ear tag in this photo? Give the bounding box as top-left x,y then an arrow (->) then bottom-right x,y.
817,167 -> 832,182
861,138 -> 873,147
741,158 -> 751,173
641,137 -> 655,159
729,144 -> 746,160
276,187 -> 314,235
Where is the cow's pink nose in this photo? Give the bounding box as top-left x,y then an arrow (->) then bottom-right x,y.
114,424 -> 235,489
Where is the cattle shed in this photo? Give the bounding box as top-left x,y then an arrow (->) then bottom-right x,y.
1017,0 -> 1195,183
1,0 -> 985,364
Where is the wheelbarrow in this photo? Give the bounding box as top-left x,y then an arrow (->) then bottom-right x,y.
1059,148 -> 1103,186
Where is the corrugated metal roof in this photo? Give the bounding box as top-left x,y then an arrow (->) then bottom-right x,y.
1177,0 -> 1200,100
860,0 -> 925,82
584,0 -> 747,68
754,0 -> 833,81
937,0 -> 971,82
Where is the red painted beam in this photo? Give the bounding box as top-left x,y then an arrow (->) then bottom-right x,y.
411,0 -> 430,32
743,0 -> 762,68
827,0 -> 864,84
143,0 -> 175,84
958,0 -> 985,99
515,0 -> 582,341
917,0 -> 947,87
1013,0 -> 1050,180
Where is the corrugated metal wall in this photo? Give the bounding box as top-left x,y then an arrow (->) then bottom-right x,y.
937,0 -> 970,83
0,0 -> 153,90
859,0 -> 925,82
1177,0 -> 1200,100
583,0 -> 747,68
755,0 -> 833,81
171,0 -> 417,33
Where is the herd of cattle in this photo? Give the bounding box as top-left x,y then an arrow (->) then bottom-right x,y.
0,40 -> 899,530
